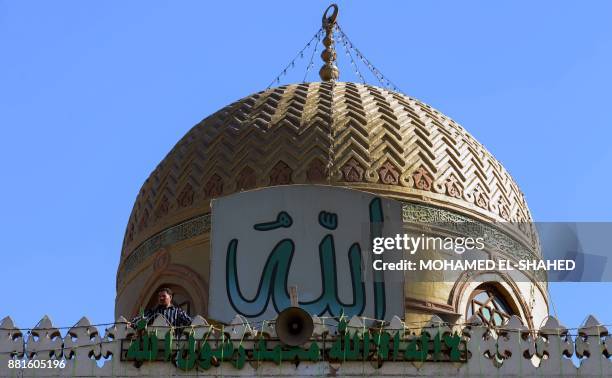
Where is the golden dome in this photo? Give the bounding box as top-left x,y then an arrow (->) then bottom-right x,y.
120,82 -> 534,260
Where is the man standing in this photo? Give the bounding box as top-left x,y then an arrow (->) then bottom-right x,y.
129,287 -> 192,329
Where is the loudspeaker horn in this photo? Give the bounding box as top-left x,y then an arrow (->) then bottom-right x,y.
275,307 -> 314,346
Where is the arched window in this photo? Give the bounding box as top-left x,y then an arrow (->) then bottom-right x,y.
466,284 -> 515,327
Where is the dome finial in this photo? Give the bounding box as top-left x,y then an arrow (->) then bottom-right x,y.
319,4 -> 339,82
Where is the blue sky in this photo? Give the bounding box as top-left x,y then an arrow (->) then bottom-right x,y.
1,0 -> 611,333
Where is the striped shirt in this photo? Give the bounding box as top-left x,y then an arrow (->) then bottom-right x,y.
130,305 -> 192,328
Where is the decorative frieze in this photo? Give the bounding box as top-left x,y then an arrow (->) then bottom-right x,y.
117,213 -> 211,287
1,314 -> 609,377
118,202 -> 541,289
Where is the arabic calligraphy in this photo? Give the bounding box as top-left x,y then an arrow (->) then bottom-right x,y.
226,198 -> 386,319
253,211 -> 293,231
319,211 -> 338,230
126,332 -> 158,361
124,318 -> 465,370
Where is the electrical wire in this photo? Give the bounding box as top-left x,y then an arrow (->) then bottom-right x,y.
336,23 -> 403,93
265,28 -> 323,90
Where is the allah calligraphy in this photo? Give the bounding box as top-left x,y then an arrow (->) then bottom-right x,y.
226,198 -> 386,319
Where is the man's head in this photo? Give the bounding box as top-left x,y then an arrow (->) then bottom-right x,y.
157,287 -> 173,307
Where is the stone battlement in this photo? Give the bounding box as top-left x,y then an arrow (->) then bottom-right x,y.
1,313 -> 610,377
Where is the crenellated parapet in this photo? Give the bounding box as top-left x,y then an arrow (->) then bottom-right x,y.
1,313 -> 610,377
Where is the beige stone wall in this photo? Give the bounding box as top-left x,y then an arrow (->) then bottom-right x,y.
115,233 -> 211,319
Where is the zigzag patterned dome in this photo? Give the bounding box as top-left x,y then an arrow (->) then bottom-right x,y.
121,82 -> 534,259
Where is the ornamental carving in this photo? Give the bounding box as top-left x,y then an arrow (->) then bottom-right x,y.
413,166 -> 433,191
445,174 -> 463,199
306,159 -> 327,182
497,197 -> 511,221
137,209 -> 149,232
153,248 -> 170,272
203,174 -> 223,199
122,82 -> 534,256
473,185 -> 489,209
236,167 -> 256,190
177,183 -> 194,208
378,161 -> 400,185
341,158 -> 364,182
118,213 -> 211,286
401,202 -> 543,281
154,195 -> 169,220
269,161 -> 293,185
